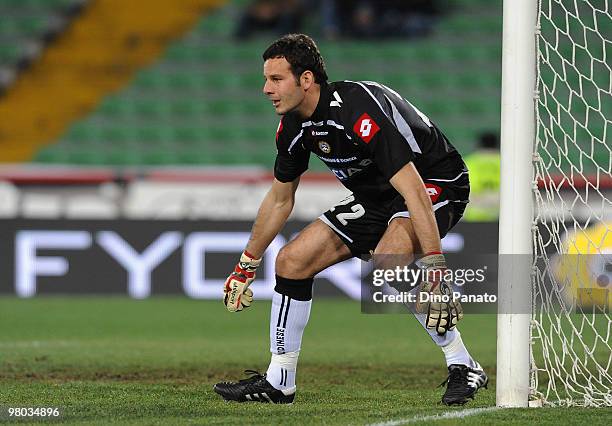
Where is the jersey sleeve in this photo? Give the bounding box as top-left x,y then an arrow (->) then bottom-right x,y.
345,87 -> 417,181
273,117 -> 310,183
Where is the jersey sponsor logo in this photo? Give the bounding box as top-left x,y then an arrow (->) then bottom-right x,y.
276,119 -> 283,141
318,140 -> 331,154
425,183 -> 443,202
317,155 -> 357,163
311,130 -> 328,136
353,113 -> 380,143
331,158 -> 373,180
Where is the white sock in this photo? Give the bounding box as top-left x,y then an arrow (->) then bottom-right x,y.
266,291 -> 311,391
412,309 -> 477,367
392,284 -> 476,367
441,331 -> 477,368
266,351 -> 299,392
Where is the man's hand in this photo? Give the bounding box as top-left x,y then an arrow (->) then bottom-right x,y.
223,251 -> 262,312
414,253 -> 463,335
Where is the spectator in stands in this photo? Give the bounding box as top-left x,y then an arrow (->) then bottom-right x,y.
235,0 -> 304,39
325,0 -> 442,39
463,131 -> 500,222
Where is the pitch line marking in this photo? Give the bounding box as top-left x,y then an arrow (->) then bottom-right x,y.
367,406 -> 501,426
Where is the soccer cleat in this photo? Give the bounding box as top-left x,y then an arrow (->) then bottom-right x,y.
440,363 -> 488,406
213,370 -> 295,404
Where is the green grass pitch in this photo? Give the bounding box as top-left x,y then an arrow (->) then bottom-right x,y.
0,297 -> 609,424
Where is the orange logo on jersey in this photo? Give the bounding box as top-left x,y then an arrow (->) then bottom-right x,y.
353,113 -> 380,143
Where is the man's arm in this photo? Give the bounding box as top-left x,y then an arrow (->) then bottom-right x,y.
389,162 -> 441,254
390,162 -> 463,334
223,177 -> 299,312
245,177 -> 300,258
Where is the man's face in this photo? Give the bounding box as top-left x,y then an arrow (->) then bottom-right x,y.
263,57 -> 305,115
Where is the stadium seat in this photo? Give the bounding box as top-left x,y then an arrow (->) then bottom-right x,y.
132,71 -> 166,91
35,148 -> 70,163
131,99 -> 169,119
98,97 -> 132,118
0,45 -> 22,64
164,45 -> 198,63
35,0 -> 512,166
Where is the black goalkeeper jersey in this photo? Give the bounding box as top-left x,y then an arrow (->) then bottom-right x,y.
274,80 -> 467,202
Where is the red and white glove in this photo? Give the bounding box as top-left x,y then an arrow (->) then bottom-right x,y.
223,251 -> 261,312
414,252 -> 463,335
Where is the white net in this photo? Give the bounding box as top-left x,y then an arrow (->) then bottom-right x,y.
532,0 -> 612,406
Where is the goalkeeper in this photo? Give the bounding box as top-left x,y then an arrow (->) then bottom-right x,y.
214,34 -> 488,406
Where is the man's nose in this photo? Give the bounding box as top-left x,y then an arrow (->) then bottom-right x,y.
263,80 -> 272,95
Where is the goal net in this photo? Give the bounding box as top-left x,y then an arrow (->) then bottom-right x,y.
531,0 -> 611,406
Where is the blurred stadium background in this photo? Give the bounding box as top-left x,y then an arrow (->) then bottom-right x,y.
0,0 -> 509,219
0,0 -> 609,423
0,0 -> 513,294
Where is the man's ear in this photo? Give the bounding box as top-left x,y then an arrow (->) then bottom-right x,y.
300,71 -> 314,90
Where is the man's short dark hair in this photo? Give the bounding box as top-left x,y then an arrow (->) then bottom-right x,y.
263,34 -> 328,85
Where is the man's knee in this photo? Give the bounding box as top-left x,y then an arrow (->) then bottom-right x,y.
373,219 -> 417,270
275,245 -> 315,301
374,218 -> 418,256
275,244 -> 311,278
373,236 -> 415,257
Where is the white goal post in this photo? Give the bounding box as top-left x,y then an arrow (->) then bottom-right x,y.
497,0 -> 536,408
498,0 -> 611,408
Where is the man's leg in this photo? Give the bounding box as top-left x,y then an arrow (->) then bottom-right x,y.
374,217 -> 487,405
373,217 -> 478,367
265,219 -> 352,394
214,219 -> 352,403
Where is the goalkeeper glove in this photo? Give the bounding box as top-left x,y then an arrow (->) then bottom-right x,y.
223,251 -> 261,312
414,252 -> 463,335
